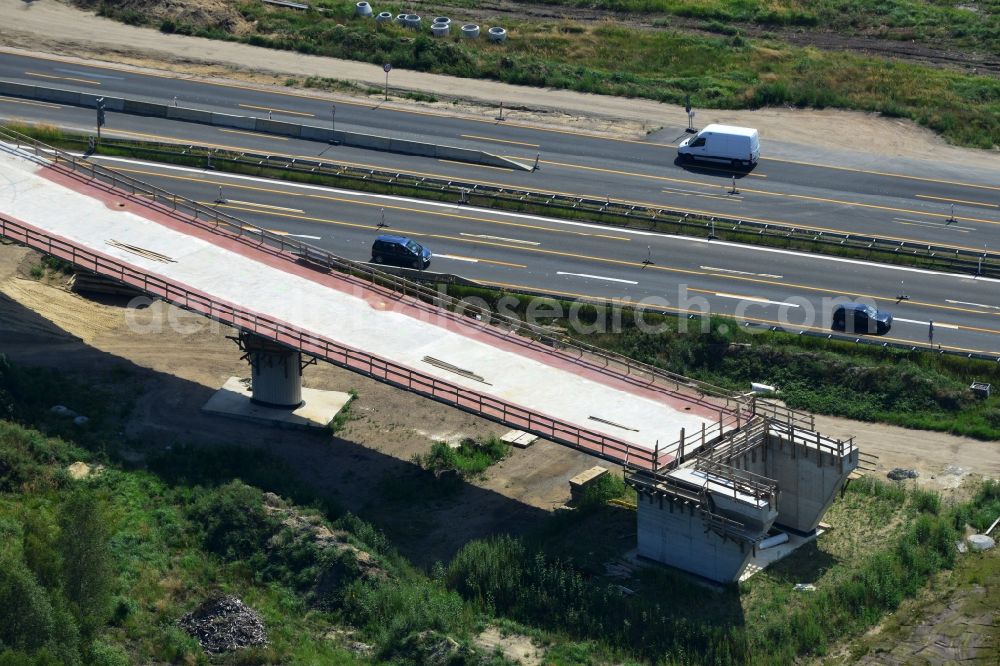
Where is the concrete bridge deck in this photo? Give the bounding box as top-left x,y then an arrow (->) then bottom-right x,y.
0,137 -> 748,468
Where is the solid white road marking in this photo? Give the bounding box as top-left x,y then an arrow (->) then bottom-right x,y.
557,272 -> 638,285
701,266 -> 783,279
83,155 -> 1000,284
947,299 -> 1000,310
227,199 -> 303,213
713,293 -> 800,307
460,233 -> 539,245
894,318 -> 959,329
435,254 -> 479,263
893,217 -> 976,232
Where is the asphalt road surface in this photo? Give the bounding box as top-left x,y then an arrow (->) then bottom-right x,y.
1,51 -> 999,258
89,156 -> 1000,357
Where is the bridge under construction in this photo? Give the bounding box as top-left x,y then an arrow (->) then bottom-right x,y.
0,128 -> 860,582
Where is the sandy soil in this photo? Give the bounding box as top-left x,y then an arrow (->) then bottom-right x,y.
1,0 -> 998,166
0,243 -> 606,565
1,243 -> 996,529
474,626 -> 543,666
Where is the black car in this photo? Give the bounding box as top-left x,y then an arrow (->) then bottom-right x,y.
831,303 -> 892,335
371,234 -> 432,269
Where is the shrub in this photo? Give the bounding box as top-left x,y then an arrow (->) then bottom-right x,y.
0,557 -> 56,651
576,472 -> 627,510
912,489 -> 941,515
415,437 -> 510,478
58,487 -> 115,636
188,480 -> 278,561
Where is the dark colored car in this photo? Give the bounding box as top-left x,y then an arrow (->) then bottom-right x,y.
831,303 -> 892,335
371,234 -> 432,269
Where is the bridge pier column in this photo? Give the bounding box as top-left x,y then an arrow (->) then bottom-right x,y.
201,331 -> 352,429
239,333 -> 305,409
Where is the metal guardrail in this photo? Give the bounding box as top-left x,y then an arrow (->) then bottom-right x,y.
691,457 -> 779,506
0,127 -> 745,412
0,128 -> 833,470
76,136 -> 1000,279
0,212 -> 662,470
767,420 -> 857,460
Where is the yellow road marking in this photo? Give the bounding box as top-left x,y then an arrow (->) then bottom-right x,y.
0,96 -> 61,109
218,128 -> 289,140
663,189 -> 740,202
538,158 -> 766,185
225,199 -> 303,213
193,201 -> 1000,327
238,103 -> 314,117
764,156 -> 1000,193
915,194 -> 997,208
108,165 -> 632,242
461,134 -> 540,148
739,186 -> 1000,225
441,254 -> 526,268
896,220 -> 971,233
10,50 -> 1000,196
482,281 -> 999,356
87,127 -> 995,254
437,159 -> 512,171
25,70 -> 101,85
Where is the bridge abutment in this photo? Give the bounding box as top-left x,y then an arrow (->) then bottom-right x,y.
628,416 -> 859,583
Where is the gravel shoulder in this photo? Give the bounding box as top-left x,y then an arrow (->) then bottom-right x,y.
1,0 -> 998,168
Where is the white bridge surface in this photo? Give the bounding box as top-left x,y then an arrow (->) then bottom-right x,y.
0,146 -> 739,466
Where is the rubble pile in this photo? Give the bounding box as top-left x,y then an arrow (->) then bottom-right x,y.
179,594 -> 267,654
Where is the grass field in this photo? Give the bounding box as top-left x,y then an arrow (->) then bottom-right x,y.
2,344 -> 998,664
92,0 -> 1000,148
514,0 -> 1000,53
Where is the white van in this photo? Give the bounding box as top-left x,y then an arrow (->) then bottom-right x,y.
677,124 -> 760,167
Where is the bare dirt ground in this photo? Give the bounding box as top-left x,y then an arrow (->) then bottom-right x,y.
1,0 -> 999,166
0,244 -> 609,566
428,0 -> 1000,77
474,626 -> 543,666
2,243 -> 997,512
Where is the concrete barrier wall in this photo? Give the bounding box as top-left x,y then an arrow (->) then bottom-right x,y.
5,83 -> 531,170
300,125 -> 335,142
389,137 -> 437,158
82,94 -> 125,112
35,87 -> 82,106
211,112 -> 256,130
167,107 -> 215,124
123,99 -> 168,118
0,81 -> 36,99
254,118 -> 302,138
347,132 -> 392,151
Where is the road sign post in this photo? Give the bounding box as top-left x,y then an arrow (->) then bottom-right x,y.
95,97 -> 106,143
383,63 -> 391,101
685,94 -> 695,132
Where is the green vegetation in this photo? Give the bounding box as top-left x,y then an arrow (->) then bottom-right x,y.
89,0 -> 999,147
1,348 -> 998,663
414,436 -> 511,478
329,390 -> 358,434
446,284 -> 1000,440
29,256 -> 74,281
4,123 -> 997,440
446,476 -> 997,664
9,124 -> 993,278
538,0 -> 1000,54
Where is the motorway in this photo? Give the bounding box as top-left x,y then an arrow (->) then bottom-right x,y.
87,156 -> 1000,356
2,50 -> 1000,354
1,50 -> 1000,258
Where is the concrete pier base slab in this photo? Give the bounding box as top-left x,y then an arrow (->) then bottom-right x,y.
738,526 -> 826,581
500,429 -> 538,449
202,377 -> 351,429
